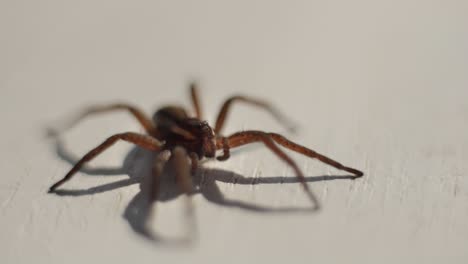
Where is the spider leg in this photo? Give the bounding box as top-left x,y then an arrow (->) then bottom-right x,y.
214,95 -> 296,135
216,137 -> 230,161
190,82 -> 203,119
144,150 -> 172,231
268,133 -> 364,177
216,131 -> 320,210
219,130 -> 363,177
48,132 -> 162,193
171,147 -> 197,238
51,103 -> 158,137
149,150 -> 171,202
188,152 -> 199,174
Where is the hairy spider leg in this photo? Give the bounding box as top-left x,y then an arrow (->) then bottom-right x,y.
268,133 -> 363,177
188,152 -> 200,174
213,95 -> 296,135
150,150 -> 171,202
52,103 -> 158,137
48,132 -> 162,192
190,82 -> 203,119
216,137 -> 230,161
145,149 -> 172,231
171,147 -> 197,239
216,131 -> 320,210
219,131 -> 363,177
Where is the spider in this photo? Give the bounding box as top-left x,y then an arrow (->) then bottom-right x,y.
48,83 -> 363,211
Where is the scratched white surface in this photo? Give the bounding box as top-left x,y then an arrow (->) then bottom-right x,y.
1,1 -> 468,263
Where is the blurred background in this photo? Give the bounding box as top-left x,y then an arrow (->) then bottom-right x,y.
1,1 -> 467,263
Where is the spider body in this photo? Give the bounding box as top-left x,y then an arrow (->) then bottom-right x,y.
153,106 -> 216,158
48,83 -> 363,212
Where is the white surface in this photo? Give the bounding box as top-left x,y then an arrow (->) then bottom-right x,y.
2,1 -> 468,263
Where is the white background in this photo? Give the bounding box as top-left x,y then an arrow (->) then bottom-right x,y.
1,1 -> 468,263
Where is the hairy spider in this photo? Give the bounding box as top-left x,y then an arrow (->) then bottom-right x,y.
48,83 -> 363,211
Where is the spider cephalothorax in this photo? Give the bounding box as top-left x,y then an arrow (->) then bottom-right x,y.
153,106 -> 216,158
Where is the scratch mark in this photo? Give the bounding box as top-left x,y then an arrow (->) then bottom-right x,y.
1,181 -> 21,210
20,206 -> 36,238
321,180 -> 329,202
249,163 -> 260,190
54,206 -> 64,230
80,213 -> 88,232
399,161 -> 408,205
116,192 -> 123,212
453,173 -> 460,197
361,152 -> 371,191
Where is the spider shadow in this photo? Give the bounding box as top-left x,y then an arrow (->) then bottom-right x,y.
49,137 -> 358,245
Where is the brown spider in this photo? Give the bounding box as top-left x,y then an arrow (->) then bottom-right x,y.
48,83 -> 363,211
